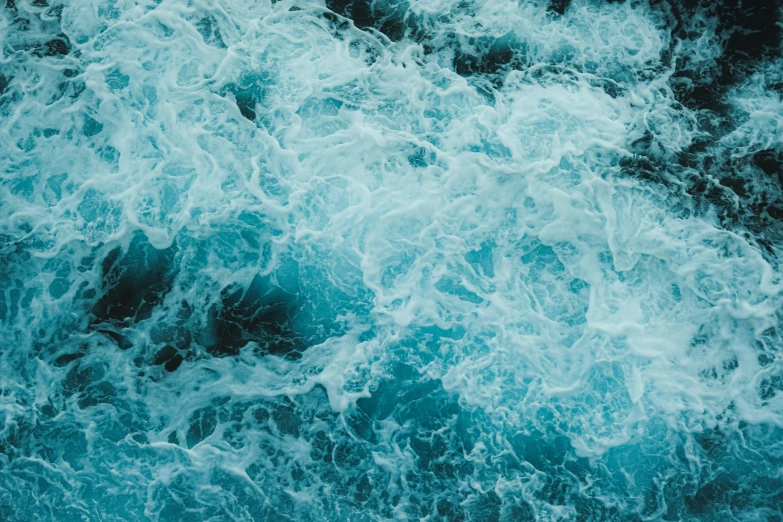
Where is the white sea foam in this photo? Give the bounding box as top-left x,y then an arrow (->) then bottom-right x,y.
1,0 -> 782,520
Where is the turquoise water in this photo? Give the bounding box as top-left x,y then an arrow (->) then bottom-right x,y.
1,0 -> 783,520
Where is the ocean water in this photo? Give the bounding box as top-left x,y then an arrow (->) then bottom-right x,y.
1,0 -> 782,520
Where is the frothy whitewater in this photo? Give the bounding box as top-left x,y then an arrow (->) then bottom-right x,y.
1,0 -> 783,520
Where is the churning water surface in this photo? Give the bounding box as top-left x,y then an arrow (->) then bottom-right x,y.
1,0 -> 783,520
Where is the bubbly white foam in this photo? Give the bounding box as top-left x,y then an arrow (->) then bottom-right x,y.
1,0 -> 782,519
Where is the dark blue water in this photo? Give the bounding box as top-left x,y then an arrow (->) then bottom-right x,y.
1,0 -> 783,520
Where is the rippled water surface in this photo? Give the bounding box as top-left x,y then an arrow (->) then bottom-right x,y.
1,0 -> 783,520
